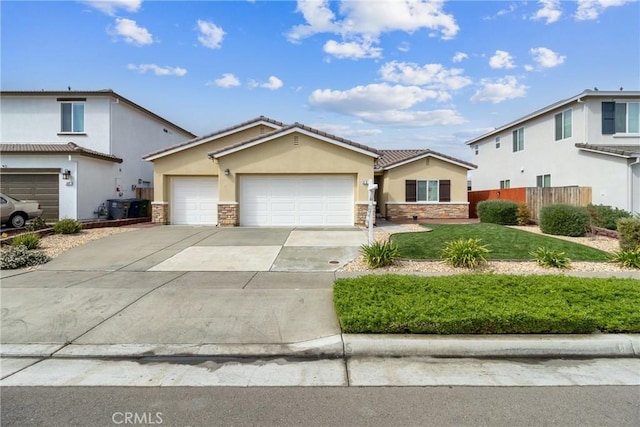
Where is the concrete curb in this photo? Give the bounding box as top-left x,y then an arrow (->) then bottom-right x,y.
343,334 -> 640,358
3,334 -> 639,360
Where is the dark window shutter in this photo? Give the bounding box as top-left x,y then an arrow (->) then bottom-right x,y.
602,102 -> 615,134
554,113 -> 562,140
405,180 -> 416,202
439,180 -> 451,202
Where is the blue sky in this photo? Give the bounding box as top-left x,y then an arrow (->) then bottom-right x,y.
2,0 -> 639,161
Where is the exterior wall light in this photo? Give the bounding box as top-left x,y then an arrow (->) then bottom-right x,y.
62,169 -> 72,180
224,169 -> 230,176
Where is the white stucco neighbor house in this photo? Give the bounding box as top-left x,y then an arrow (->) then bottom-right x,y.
0,90 -> 195,221
466,89 -> 640,214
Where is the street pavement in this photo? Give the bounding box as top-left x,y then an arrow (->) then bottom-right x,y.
1,225 -> 639,387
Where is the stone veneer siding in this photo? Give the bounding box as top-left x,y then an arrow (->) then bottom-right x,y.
218,203 -> 239,226
356,202 -> 376,226
386,203 -> 469,220
151,202 -> 168,224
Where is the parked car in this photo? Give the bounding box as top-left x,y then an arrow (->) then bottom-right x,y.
0,193 -> 43,228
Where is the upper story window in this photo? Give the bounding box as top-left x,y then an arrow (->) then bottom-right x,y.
60,102 -> 84,133
602,101 -> 639,134
512,127 -> 524,152
495,136 -> 501,149
554,109 -> 572,140
499,179 -> 510,189
473,144 -> 479,155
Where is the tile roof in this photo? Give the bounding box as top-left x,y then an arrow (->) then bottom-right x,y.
143,116 -> 285,160
575,143 -> 640,158
208,122 -> 382,158
0,142 -> 123,163
375,149 -> 477,170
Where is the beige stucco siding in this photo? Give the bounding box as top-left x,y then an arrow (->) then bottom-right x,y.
217,133 -> 375,202
381,157 -> 469,215
150,126 -> 269,202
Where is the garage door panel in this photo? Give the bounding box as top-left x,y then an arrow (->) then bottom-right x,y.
171,177 -> 218,225
0,174 -> 59,221
240,175 -> 354,226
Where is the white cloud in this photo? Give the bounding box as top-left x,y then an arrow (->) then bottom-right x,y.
489,50 -> 516,69
81,0 -> 141,16
483,3 -> 518,20
249,76 -> 283,90
452,52 -> 468,63
209,73 -> 240,88
397,42 -> 410,52
127,64 -> 187,76
111,18 -> 153,46
310,123 -> 383,138
532,0 -> 562,24
288,0 -> 459,58
323,39 -> 382,59
197,20 -> 225,49
471,76 -> 527,103
379,61 -> 472,93
575,0 -> 631,21
529,47 -> 566,68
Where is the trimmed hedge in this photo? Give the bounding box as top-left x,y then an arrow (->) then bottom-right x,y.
477,200 -> 518,225
539,204 -> 589,237
618,218 -> 640,251
587,204 -> 631,230
333,274 -> 640,334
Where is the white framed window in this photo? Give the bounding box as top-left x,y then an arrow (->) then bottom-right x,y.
474,144 -> 479,155
536,174 -> 551,188
554,109 -> 572,140
405,179 -> 451,202
495,136 -> 501,149
60,102 -> 85,133
602,102 -> 640,134
499,179 -> 510,189
512,127 -> 524,152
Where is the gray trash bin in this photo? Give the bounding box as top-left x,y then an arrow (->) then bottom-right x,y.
107,199 -> 131,220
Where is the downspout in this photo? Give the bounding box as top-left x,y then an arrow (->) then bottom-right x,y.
68,155 -> 79,219
629,156 -> 640,214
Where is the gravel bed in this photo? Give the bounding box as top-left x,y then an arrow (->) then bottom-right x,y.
37,227 -> 138,259
341,224 -> 635,274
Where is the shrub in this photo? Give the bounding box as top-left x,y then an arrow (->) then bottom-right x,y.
617,218 -> 640,251
0,246 -> 50,269
441,238 -> 490,269
516,203 -> 530,226
530,247 -> 571,269
53,218 -> 82,235
587,204 -> 632,230
11,233 -> 41,250
539,204 -> 590,237
609,248 -> 640,269
477,200 -> 518,225
361,240 -> 400,268
25,217 -> 49,232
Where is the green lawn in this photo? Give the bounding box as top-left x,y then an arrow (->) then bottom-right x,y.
390,223 -> 609,261
334,274 -> 640,334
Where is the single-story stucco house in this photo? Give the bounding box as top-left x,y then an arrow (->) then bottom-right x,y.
143,116 -> 476,226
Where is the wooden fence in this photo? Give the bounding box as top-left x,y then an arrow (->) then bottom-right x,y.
135,187 -> 153,200
468,186 -> 592,222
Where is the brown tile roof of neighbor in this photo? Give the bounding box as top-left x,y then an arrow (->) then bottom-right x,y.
143,116 -> 286,160
0,142 -> 123,163
209,122 -> 382,158
575,143 -> 640,158
375,149 -> 477,170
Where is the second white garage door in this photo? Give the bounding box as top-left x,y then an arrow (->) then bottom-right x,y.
240,175 -> 354,226
171,177 -> 218,225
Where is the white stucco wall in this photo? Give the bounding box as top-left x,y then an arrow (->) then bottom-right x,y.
470,96 -> 639,211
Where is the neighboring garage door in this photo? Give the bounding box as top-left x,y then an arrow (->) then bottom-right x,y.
240,175 -> 354,226
0,173 -> 59,221
171,177 -> 218,225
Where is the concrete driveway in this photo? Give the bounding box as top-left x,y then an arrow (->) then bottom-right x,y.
0,226 -> 367,358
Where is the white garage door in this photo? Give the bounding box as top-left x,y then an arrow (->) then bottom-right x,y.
171,177 -> 218,225
240,175 -> 354,226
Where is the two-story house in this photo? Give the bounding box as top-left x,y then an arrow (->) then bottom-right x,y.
466,89 -> 640,214
0,90 -> 195,221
